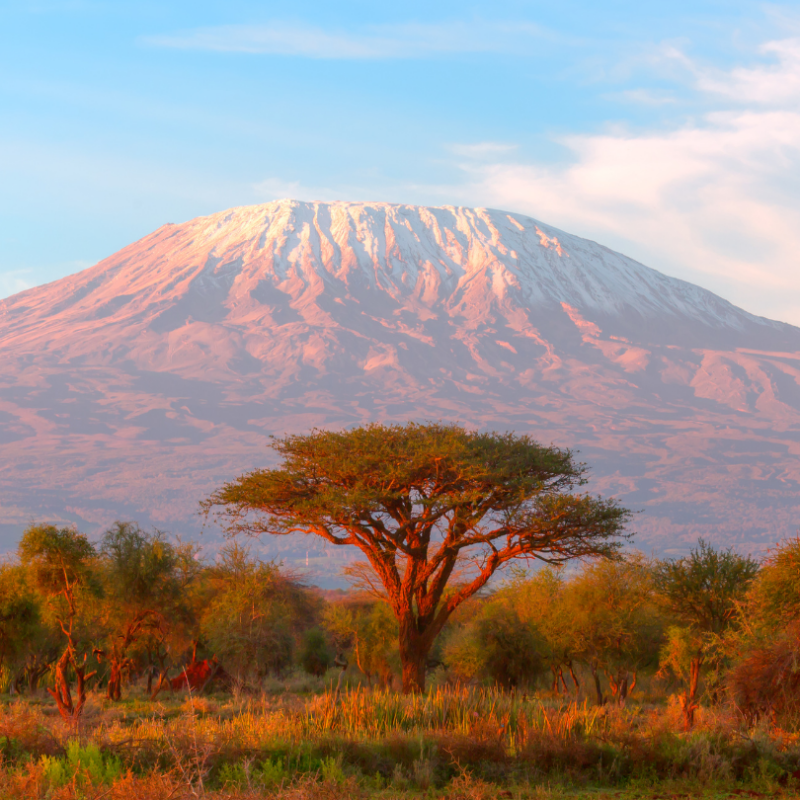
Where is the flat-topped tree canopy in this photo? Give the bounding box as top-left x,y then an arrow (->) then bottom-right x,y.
202,422 -> 631,692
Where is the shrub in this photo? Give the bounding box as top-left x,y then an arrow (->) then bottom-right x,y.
300,628 -> 333,677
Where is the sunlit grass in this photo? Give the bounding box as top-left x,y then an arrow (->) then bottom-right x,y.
1,684 -> 799,798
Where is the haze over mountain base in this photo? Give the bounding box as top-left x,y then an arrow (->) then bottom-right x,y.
2,200 -> 799,579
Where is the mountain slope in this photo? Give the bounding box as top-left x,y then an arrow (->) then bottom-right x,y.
2,200 -> 799,574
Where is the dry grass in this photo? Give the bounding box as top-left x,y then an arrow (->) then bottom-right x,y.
2,686 -> 800,799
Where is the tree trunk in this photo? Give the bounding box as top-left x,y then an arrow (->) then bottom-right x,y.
401,652 -> 426,694
617,670 -> 629,706
398,618 -> 431,693
72,658 -> 93,722
567,662 -> 581,696
27,667 -> 40,693
48,649 -> 74,720
107,660 -> 122,701
682,655 -> 702,730
591,663 -> 604,706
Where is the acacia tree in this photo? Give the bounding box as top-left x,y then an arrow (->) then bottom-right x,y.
18,525 -> 100,726
654,540 -> 758,729
203,422 -> 630,692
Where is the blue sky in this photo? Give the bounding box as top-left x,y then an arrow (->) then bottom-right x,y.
3,1 -> 800,322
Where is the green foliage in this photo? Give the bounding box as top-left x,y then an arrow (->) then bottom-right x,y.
444,599 -> 546,686
497,566 -> 574,672
654,540 -> 758,724
324,600 -> 399,684
99,522 -> 181,608
658,625 -> 700,685
565,555 -> 664,682
256,756 -> 287,787
320,753 -> 346,784
201,542 -> 314,683
18,524 -> 99,600
0,564 -> 41,672
746,535 -> 800,628
654,539 -> 759,636
299,628 -> 333,677
96,522 -> 188,699
204,423 -> 628,563
40,741 -> 123,787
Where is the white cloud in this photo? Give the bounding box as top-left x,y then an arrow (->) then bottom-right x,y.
143,20 -> 549,59
440,38 -> 800,325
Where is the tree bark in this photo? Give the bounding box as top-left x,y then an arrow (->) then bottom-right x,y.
107,660 -> 123,701
682,655 -> 702,730
591,663 -> 604,705
398,620 -> 428,693
400,650 -> 427,694
567,662 -> 581,696
617,670 -> 629,706
48,649 -> 74,720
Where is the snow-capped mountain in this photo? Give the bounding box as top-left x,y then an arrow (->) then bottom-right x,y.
2,200 -> 799,571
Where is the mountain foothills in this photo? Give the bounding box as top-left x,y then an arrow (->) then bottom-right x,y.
1,200 -> 799,572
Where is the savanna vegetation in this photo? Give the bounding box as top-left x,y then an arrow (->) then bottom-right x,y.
2,423 -> 800,799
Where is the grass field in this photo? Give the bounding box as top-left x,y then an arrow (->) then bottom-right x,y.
2,680 -> 800,799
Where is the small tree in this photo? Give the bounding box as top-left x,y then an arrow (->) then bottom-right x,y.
203,423 -> 630,692
144,538 -> 204,699
654,540 -> 758,728
18,525 -> 100,726
200,543 -> 313,686
97,522 -> 182,700
565,555 -> 663,705
0,564 -> 41,684
728,537 -> 800,719
498,567 -> 579,695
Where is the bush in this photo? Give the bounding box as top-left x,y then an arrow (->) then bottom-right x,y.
444,601 -> 546,687
300,628 -> 333,677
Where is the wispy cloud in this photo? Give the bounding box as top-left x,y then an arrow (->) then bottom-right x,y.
697,37 -> 800,105
253,177 -> 356,203
449,142 -> 518,159
603,89 -> 677,106
143,20 -> 550,59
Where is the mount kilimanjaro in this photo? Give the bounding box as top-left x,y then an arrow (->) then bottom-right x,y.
2,200 -> 799,574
